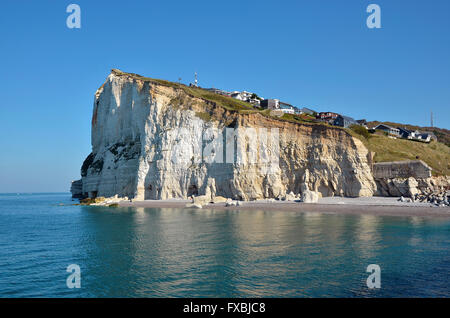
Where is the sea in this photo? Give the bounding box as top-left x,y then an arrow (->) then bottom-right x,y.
0,193 -> 449,297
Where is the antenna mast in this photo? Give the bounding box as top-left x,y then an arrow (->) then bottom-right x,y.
431,110 -> 433,127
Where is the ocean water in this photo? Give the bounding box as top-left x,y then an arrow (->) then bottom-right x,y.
0,193 -> 449,298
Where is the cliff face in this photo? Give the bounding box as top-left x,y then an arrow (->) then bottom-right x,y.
75,70 -> 376,200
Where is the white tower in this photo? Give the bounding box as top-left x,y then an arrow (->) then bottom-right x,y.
194,72 -> 198,87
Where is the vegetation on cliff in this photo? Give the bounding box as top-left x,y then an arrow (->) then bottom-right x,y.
369,136 -> 449,176
111,69 -> 327,126
111,69 -> 449,176
348,128 -> 450,176
367,121 -> 450,147
111,69 -> 255,112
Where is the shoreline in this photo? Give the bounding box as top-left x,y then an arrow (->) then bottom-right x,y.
117,197 -> 450,218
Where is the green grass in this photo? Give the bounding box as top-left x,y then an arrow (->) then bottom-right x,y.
195,111 -> 212,122
112,69 -> 255,112
280,113 -> 319,124
349,124 -> 370,139
111,69 -> 326,125
348,132 -> 450,176
111,70 -> 450,176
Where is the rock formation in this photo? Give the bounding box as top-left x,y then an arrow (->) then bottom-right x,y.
72,69 -> 376,200
376,175 -> 450,197
373,161 -> 450,197
70,180 -> 83,199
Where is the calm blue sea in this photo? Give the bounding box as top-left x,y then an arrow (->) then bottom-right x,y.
0,193 -> 449,297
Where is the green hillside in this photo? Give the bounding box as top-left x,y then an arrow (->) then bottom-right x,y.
367,121 -> 450,147
349,130 -> 450,176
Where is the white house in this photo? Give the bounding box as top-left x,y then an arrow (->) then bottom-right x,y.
279,101 -> 295,114
230,91 -> 244,100
374,124 -> 401,136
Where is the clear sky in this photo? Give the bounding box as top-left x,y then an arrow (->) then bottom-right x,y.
0,0 -> 449,193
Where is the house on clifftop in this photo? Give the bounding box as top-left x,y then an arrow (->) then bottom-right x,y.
374,124 -> 401,136
333,115 -> 357,128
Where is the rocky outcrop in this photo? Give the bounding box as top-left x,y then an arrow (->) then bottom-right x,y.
375,177 -> 419,197
375,176 -> 450,197
72,69 -> 376,200
70,180 -> 83,199
301,190 -> 320,203
413,190 -> 450,207
373,161 -> 449,197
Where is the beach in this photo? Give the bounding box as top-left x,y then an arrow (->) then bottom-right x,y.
118,196 -> 450,218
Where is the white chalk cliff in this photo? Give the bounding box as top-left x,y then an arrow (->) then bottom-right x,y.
73,69 -> 376,200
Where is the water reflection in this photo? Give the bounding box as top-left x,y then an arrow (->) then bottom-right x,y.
3,194 -> 450,297
75,206 -> 450,297
354,214 -> 381,259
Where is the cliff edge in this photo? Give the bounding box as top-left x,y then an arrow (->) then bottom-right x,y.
72,69 -> 376,200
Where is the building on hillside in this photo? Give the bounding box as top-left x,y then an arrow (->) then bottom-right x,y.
374,124 -> 400,136
318,112 -> 339,120
231,91 -> 254,101
333,115 -> 357,128
397,127 -> 419,139
230,91 -> 245,100
416,133 -> 432,143
205,88 -> 231,96
260,99 -> 280,110
382,127 -> 435,143
240,91 -> 254,101
294,108 -> 303,115
356,119 -> 368,128
420,131 -> 438,142
229,90 -> 261,106
279,102 -> 295,114
299,107 -> 317,116
397,127 -> 413,139
247,96 -> 261,106
318,112 -> 339,124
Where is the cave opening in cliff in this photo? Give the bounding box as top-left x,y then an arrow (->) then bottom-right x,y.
318,181 -> 333,197
187,185 -> 198,197
144,185 -> 153,200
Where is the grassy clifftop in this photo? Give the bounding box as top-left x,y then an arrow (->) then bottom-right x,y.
367,121 -> 450,147
350,131 -> 450,176
362,121 -> 450,175
111,69 -> 256,112
111,69 -> 450,176
111,69 -> 325,125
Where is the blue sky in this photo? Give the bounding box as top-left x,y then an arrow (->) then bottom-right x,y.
0,0 -> 449,192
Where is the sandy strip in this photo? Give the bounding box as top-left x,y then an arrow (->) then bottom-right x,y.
118,197 -> 450,218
